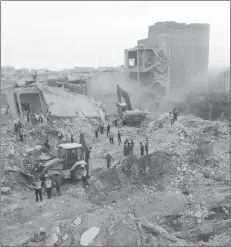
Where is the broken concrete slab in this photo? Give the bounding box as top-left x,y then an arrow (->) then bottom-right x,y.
73,216 -> 82,226
80,226 -> 100,246
44,233 -> 59,246
1,187 -> 12,195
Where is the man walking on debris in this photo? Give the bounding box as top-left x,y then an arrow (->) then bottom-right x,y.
170,112 -> 174,125
17,121 -> 23,142
108,131 -> 114,144
44,174 -> 52,199
123,142 -> 128,156
26,111 -> 30,123
81,165 -> 89,187
95,128 -> 99,139
54,174 -> 61,196
131,140 -> 134,154
173,109 -> 178,123
14,120 -> 19,140
145,137 -> 149,155
117,131 -> 122,145
35,178 -> 43,202
140,142 -> 144,156
106,124 -> 110,136
105,153 -> 114,169
127,142 -> 132,155
44,137 -> 51,151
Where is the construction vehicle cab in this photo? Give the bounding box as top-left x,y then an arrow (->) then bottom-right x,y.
116,85 -> 146,126
39,143 -> 88,183
116,102 -> 146,126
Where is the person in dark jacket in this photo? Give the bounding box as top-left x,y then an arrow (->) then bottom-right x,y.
106,124 -> 110,136
127,142 -> 132,155
145,137 -> 149,155
54,174 -> 61,196
95,128 -> 99,139
117,131 -> 122,145
26,111 -> 30,123
14,121 -> 19,140
131,140 -> 134,154
71,134 -> 74,143
105,153 -> 114,169
140,142 -> 144,156
17,121 -> 23,142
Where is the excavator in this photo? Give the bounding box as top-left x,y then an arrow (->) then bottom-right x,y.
38,133 -> 92,185
116,84 -> 146,126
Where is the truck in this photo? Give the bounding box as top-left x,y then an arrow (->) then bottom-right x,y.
38,133 -> 91,185
116,84 -> 146,126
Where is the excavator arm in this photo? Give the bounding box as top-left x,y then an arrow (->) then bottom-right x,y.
117,85 -> 132,110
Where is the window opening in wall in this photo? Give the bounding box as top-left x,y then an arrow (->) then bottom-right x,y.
128,58 -> 136,67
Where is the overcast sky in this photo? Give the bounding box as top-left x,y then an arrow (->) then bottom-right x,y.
1,1 -> 230,70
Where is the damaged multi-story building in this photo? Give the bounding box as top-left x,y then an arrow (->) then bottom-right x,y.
124,21 -> 210,100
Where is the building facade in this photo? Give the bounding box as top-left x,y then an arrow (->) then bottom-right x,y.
125,21 -> 210,98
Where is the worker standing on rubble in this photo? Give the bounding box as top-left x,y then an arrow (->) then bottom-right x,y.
71,134 -> 74,143
44,137 -> 51,151
54,174 -> 61,196
131,140 -> 134,154
105,153 -> 114,169
117,131 -> 122,145
173,110 -> 178,123
95,128 -> 99,139
17,121 -> 23,142
81,165 -> 89,187
127,142 -> 132,155
106,124 -> 110,136
140,142 -> 144,156
44,174 -> 52,199
14,120 -> 19,140
26,111 -> 30,123
108,131 -> 114,144
169,112 -> 174,125
35,178 -> 43,202
145,137 -> 149,155
123,142 -> 128,156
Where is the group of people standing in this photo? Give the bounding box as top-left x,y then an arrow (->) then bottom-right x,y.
123,138 -> 134,156
34,173 -> 61,202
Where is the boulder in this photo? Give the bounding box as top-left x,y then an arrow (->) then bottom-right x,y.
73,216 -> 82,226
1,187 -> 12,195
194,211 -> 203,218
44,233 -> 59,246
80,227 -> 100,246
34,145 -> 43,151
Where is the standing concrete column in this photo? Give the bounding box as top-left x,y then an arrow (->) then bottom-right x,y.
16,93 -> 23,119
137,49 -> 140,83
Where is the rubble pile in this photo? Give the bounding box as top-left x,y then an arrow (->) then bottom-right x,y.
1,114 -> 96,191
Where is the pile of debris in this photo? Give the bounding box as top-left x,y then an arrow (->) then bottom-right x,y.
1,114 -> 96,192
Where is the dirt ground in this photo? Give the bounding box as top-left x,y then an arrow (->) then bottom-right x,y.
1,115 -> 230,246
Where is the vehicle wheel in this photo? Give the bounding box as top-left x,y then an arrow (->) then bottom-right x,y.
71,166 -> 82,182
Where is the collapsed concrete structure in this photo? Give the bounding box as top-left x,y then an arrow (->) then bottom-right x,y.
124,21 -> 210,98
4,83 -> 106,120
